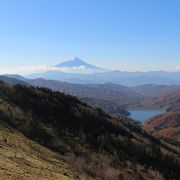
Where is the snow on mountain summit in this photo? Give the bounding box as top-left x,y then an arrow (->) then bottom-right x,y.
54,57 -> 107,73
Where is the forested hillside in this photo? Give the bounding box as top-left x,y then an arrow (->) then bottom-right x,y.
0,81 -> 179,179
144,112 -> 180,145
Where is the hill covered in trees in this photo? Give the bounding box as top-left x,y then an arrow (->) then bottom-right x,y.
144,112 -> 180,145
134,84 -> 180,112
0,81 -> 179,179
28,79 -> 138,116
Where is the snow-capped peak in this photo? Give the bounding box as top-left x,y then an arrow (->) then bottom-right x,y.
54,57 -> 107,74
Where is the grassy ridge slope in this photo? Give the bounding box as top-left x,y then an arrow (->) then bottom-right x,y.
0,121 -> 85,179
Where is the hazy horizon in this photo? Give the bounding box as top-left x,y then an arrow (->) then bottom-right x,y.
0,56 -> 180,75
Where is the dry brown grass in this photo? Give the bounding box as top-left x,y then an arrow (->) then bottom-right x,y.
0,122 -> 86,180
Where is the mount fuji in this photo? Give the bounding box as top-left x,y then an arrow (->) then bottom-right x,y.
55,57 -> 106,72
27,57 -> 108,79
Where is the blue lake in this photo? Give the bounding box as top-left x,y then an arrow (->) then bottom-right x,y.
129,108 -> 165,123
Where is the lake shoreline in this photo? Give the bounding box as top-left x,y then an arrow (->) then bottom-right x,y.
128,108 -> 166,123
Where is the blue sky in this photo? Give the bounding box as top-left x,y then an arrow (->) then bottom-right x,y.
0,0 -> 180,73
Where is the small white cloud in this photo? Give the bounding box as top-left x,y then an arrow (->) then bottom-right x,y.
0,66 -> 59,75
0,65 -> 95,75
175,66 -> 180,71
58,66 -> 92,73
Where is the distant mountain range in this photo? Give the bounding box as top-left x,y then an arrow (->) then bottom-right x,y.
2,74 -> 180,114
26,57 -> 180,86
0,75 -> 28,86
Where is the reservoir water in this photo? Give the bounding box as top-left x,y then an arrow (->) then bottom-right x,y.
129,108 -> 165,123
